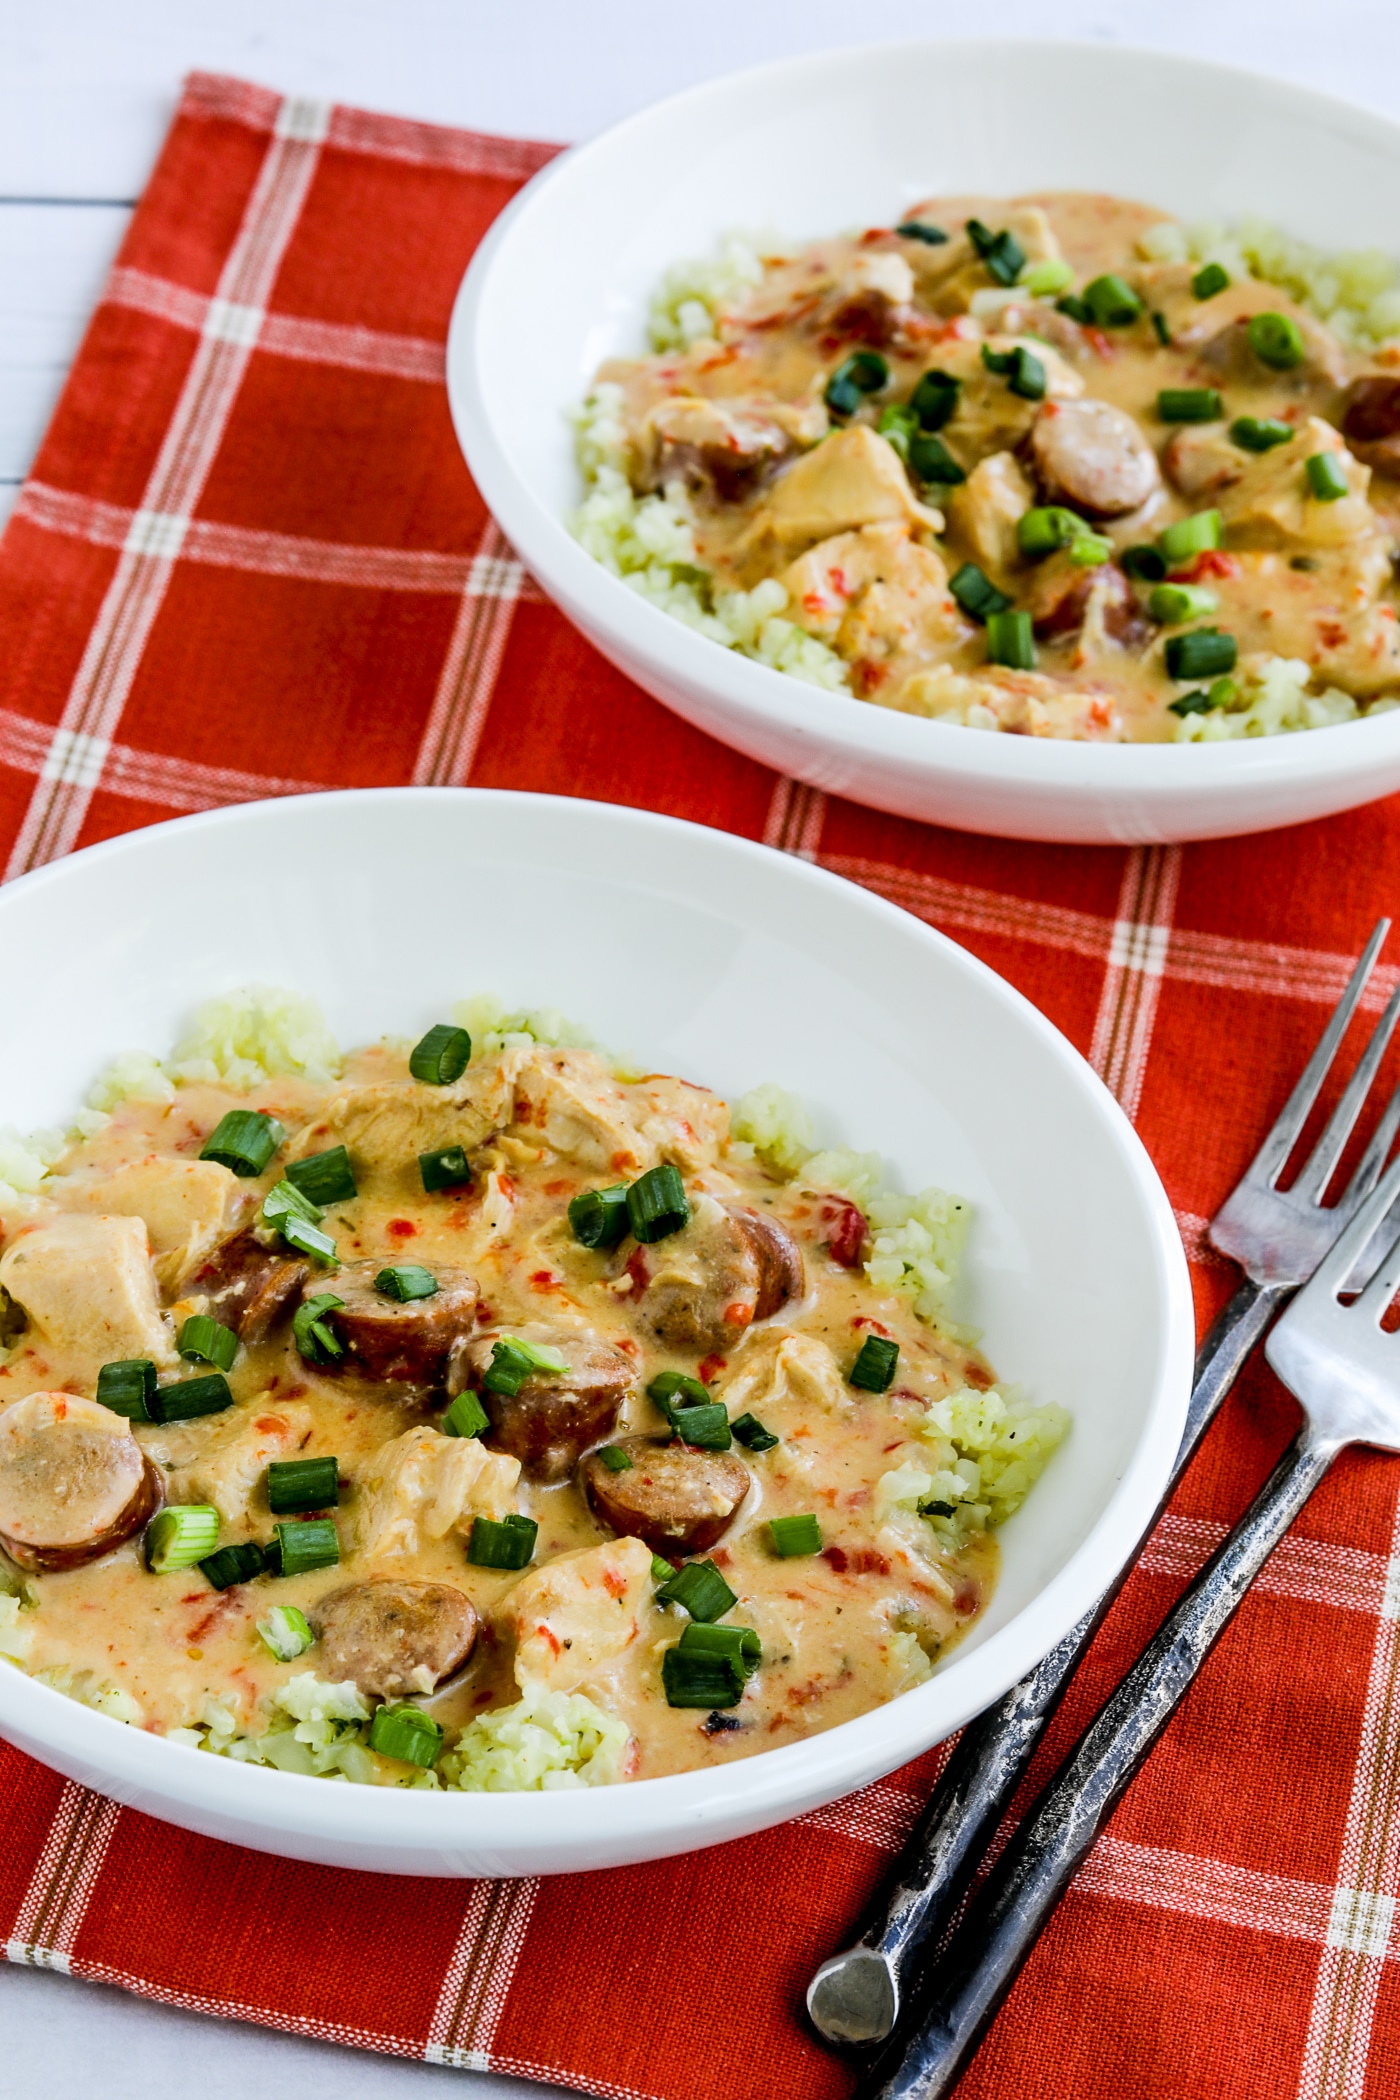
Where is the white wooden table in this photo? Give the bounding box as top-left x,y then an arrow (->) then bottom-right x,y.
3,1 -> 1398,2091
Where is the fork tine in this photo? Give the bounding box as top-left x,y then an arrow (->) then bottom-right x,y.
1310,1149 -> 1400,1298
1293,972 -> 1400,1203
1356,1219 -> 1400,1319
1249,919 -> 1390,1190
1341,1070 -> 1400,1208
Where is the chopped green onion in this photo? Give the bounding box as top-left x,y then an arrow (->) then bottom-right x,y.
730,1412 -> 779,1452
1069,534 -> 1113,567
279,1215 -> 339,1264
369,1703 -> 443,1768
825,350 -> 888,417
177,1313 -> 238,1373
1023,257 -> 1074,297
1158,388 -> 1222,423
1306,451 -> 1350,502
374,1263 -> 438,1302
267,1455 -> 340,1514
96,1358 -> 157,1422
1231,415 -> 1294,453
146,1505 -> 220,1573
909,368 -> 961,430
895,220 -> 948,245
596,1444 -> 634,1473
1192,261 -> 1230,299
648,1370 -> 711,1415
876,403 -> 917,459
1149,583 -> 1219,623
262,1178 -> 323,1229
441,1387 -> 489,1438
1082,273 -> 1143,327
1166,629 -> 1238,681
966,219 -> 1024,286
200,1541 -> 268,1590
146,1373 -> 234,1424
1122,544 -> 1168,582
678,1620 -> 761,1677
662,1645 -> 744,1709
1157,509 -> 1223,565
274,1518 -> 339,1577
651,1553 -> 676,1583
199,1109 -> 284,1178
1150,311 -> 1172,348
1018,506 -> 1091,559
850,1334 -> 900,1392
769,1513 -> 823,1558
292,1293 -> 344,1366
285,1146 -> 357,1207
1247,311 -> 1305,371
657,1558 -> 737,1621
948,563 -> 1012,624
985,608 -> 1035,671
907,432 -> 966,486
419,1145 -> 472,1194
409,1023 -> 472,1086
626,1163 -> 689,1244
257,1603 -> 314,1660
466,1512 -> 538,1570
980,343 -> 1045,400
568,1184 -> 630,1250
1169,677 -> 1238,718
668,1402 -> 732,1450
1055,293 -> 1091,324
482,1335 -> 568,1398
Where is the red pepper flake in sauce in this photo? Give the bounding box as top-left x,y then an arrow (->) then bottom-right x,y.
542,1179 -> 576,1198
822,1545 -> 850,1574
529,1269 -> 561,1290
818,1197 -> 867,1269
1169,549 -> 1241,585
624,1248 -> 650,1295
386,1217 -> 418,1240
852,1314 -> 892,1338
697,1354 -> 727,1386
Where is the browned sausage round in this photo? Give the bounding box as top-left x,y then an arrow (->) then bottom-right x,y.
581,1436 -> 751,1556
448,1327 -> 632,1482
1342,376 -> 1400,474
1027,398 -> 1160,518
314,1578 -> 477,1699
311,1262 -> 479,1387
1029,556 -> 1149,648
629,1196 -> 804,1355
0,1391 -> 164,1572
193,1231 -> 310,1343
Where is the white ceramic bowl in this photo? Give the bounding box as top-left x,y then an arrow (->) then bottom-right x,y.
0,790 -> 1192,1874
448,39 -> 1400,846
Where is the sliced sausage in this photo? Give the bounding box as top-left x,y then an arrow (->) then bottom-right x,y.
629,1196 -> 805,1356
1342,375 -> 1400,475
312,1262 -> 479,1387
192,1231 -> 310,1344
0,1391 -> 164,1572
1028,556 -> 1149,648
314,1578 -> 477,1699
448,1326 -> 632,1482
1027,398 -> 1160,518
581,1435 -> 751,1557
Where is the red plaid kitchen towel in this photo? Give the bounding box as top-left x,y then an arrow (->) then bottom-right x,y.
4,71 -> 1400,2100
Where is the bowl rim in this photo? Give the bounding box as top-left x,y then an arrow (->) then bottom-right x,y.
447,35 -> 1400,807
0,785 -> 1195,1857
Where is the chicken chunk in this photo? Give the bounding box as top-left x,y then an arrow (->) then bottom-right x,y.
899,202 -> 1063,315
628,1074 -> 729,1173
0,1391 -> 163,1572
351,1424 -> 520,1559
1218,416 -> 1378,550
743,426 -> 943,563
510,1047 -> 656,1175
54,1157 -> 246,1293
290,1058 -> 515,1187
783,523 -> 959,690
718,1328 -> 854,1422
931,333 -> 1084,465
148,1399 -> 314,1525
502,1535 -> 654,1694
0,1214 -> 177,1370
882,663 -> 1125,739
1162,420 -> 1253,502
946,452 -> 1034,582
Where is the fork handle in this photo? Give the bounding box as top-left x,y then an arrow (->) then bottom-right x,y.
856,1424 -> 1339,2100
806,1273 -> 1286,2049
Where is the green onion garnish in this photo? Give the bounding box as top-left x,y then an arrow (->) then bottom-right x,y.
909,368 -> 961,430
1055,293 -> 1091,324
768,1513 -> 823,1558
966,219 -> 1025,286
1192,261 -> 1230,299
568,1184 -> 630,1250
146,1505 -> 220,1573
626,1163 -> 689,1244
1230,415 -> 1294,453
200,1541 -> 268,1590
1158,388 -> 1222,423
280,1214 -> 339,1264
1149,583 -> 1219,624
199,1109 -> 284,1178
596,1444 -> 634,1472
1305,451 -> 1350,502
1150,311 -> 1171,347
985,608 -> 1035,671
146,1373 -> 234,1424
177,1313 -> 238,1373
1069,534 -> 1113,567
876,403 -> 917,460
409,1023 -> 472,1086
1166,629 -> 1238,681
1018,506 -> 1090,559
651,1553 -> 676,1584
482,1335 -> 568,1398
895,220 -> 948,245
419,1145 -> 472,1194
374,1264 -> 438,1302
1247,311 -> 1305,371
1121,544 -> 1168,582
907,432 -> 966,485
1023,258 -> 1074,297
1082,274 -> 1143,327
662,1645 -> 743,1709
731,1412 -> 779,1452
669,1402 -> 732,1450
1157,509 -> 1223,565
257,1603 -> 314,1660
648,1371 -> 711,1415
1168,677 -> 1238,718
980,343 -> 1045,400
285,1145 -> 357,1207
96,1358 -> 157,1422
369,1703 -> 443,1768
948,563 -> 1012,624
262,1178 -> 323,1227
657,1558 -> 737,1622
292,1293 -> 344,1366
274,1518 -> 339,1577
825,350 -> 889,417
267,1455 -> 339,1514
850,1334 -> 899,1391
441,1387 -> 489,1438
465,1512 -> 538,1570
678,1620 -> 761,1677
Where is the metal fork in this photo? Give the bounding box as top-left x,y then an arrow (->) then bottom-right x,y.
808,918 -> 1400,2052
859,1123 -> 1400,2098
